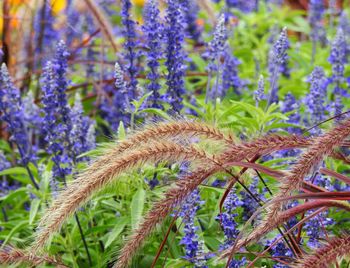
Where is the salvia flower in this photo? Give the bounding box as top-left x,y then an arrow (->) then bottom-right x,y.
181,0 -> 202,43
221,45 -> 243,97
239,178 -> 261,221
70,93 -> 96,159
328,28 -> 347,95
308,0 -> 327,51
121,0 -> 139,100
100,64 -> 131,131
304,211 -> 334,248
254,75 -> 266,105
305,67 -> 328,128
164,0 -> 187,113
142,0 -> 163,109
225,0 -> 257,13
280,93 -> 302,136
266,237 -> 293,268
268,27 -> 289,105
206,14 -> 227,72
333,95 -> 346,122
0,64 -> 36,166
34,1 -> 57,57
41,61 -> 72,178
218,189 -> 243,249
23,91 -> 42,138
179,189 -> 208,267
0,151 -> 11,171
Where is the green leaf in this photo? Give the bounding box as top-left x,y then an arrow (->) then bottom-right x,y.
0,167 -> 28,176
117,121 -> 126,140
0,221 -> 27,248
140,108 -> 172,120
131,91 -> 153,112
0,167 -> 31,184
104,218 -> 128,248
130,188 -> 146,229
29,199 -> 41,225
0,187 -> 27,203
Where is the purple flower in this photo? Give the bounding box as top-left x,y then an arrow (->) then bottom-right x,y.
229,257 -> 246,268
218,189 -> 243,248
164,0 -> 187,113
266,237 -> 293,268
70,93 -> 96,160
239,178 -> 261,221
221,45 -> 243,97
225,0 -> 257,13
308,0 -> 327,48
34,1 -> 58,57
304,211 -> 334,248
280,93 -> 302,137
206,14 -> 227,72
181,0 -> 202,43
254,75 -> 265,105
205,14 -> 227,101
99,64 -> 130,131
0,151 -> 11,171
121,0 -> 140,100
0,64 -> 36,166
41,61 -> 73,179
267,27 -> 289,105
143,0 -> 163,109
179,189 -> 208,267
304,67 -> 328,128
329,28 -> 347,95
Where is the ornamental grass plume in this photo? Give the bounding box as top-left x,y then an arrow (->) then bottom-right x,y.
0,245 -> 67,267
25,115 -> 350,267
291,234 -> 350,268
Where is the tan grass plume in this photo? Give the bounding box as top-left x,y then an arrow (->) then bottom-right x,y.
32,141 -> 211,252
115,134 -> 317,268
0,246 -> 67,267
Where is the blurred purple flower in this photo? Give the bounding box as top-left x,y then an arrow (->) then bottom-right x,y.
268,27 -> 289,105
254,75 -> 266,105
329,28 -> 347,95
305,66 -> 328,129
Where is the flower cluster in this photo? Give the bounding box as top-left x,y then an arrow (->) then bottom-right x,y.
0,64 -> 36,166
121,0 -> 140,100
308,0 -> 327,47
329,29 -> 347,95
305,66 -> 329,129
142,0 -> 163,109
219,189 -> 243,248
268,27 -> 289,104
179,189 -> 208,267
254,75 -> 266,105
164,0 -> 187,113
